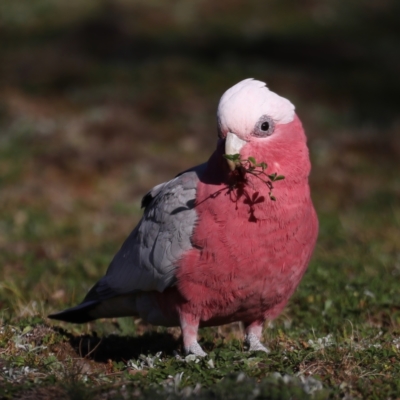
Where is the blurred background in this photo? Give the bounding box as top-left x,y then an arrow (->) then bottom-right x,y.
0,0 -> 399,320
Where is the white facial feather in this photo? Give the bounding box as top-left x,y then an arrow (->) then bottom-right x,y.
217,78 -> 295,136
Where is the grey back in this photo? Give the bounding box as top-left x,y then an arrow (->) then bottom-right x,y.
87,164 -> 206,301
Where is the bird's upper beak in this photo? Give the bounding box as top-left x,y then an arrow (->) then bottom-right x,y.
225,132 -> 247,171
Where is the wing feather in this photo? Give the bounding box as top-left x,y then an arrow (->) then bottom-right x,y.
85,163 -> 206,302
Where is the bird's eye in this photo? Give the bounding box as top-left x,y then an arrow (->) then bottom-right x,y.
253,115 -> 274,137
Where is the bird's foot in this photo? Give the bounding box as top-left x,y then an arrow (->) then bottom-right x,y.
245,333 -> 270,353
185,341 -> 207,357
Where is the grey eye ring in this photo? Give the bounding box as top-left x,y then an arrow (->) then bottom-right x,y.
253,115 -> 275,137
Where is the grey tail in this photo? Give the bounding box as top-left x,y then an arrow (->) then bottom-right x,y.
48,300 -> 99,323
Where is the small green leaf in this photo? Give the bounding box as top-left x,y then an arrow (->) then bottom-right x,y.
223,154 -> 233,161
260,162 -> 267,170
274,175 -> 285,181
223,154 -> 240,162
248,157 -> 256,165
22,326 -> 33,335
268,173 -> 277,181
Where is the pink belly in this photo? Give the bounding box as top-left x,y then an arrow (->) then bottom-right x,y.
153,171 -> 318,327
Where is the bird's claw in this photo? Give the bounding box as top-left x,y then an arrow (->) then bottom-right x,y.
185,341 -> 207,357
245,333 -> 270,353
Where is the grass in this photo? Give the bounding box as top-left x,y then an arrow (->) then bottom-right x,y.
0,1 -> 400,398
1,99 -> 399,400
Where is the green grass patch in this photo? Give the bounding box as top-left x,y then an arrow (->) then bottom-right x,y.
0,5 -> 399,394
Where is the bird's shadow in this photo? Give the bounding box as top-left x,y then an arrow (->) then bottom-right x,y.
57,328 -> 180,362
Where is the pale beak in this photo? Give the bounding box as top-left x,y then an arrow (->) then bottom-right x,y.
225,132 -> 247,171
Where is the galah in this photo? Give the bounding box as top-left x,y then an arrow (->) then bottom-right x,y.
49,79 -> 318,356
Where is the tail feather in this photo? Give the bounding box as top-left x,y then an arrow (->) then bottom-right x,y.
48,300 -> 99,323
48,293 -> 142,323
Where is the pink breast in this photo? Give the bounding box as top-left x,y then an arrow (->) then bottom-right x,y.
172,169 -> 318,325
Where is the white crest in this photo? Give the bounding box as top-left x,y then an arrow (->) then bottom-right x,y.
217,79 -> 295,135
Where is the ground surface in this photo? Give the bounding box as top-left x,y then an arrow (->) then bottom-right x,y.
0,1 -> 400,399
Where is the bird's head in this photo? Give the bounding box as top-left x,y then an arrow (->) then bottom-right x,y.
217,79 -> 302,171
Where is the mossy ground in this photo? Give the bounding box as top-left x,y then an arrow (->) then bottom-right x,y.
0,1 -> 399,398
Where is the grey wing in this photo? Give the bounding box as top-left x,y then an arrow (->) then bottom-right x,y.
89,163 -> 206,301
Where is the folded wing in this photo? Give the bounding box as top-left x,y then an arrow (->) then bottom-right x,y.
49,164 -> 205,322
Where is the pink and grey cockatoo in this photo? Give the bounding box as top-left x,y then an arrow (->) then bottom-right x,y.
49,79 -> 318,356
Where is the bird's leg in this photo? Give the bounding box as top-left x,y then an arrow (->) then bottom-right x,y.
244,320 -> 270,353
179,312 -> 206,357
